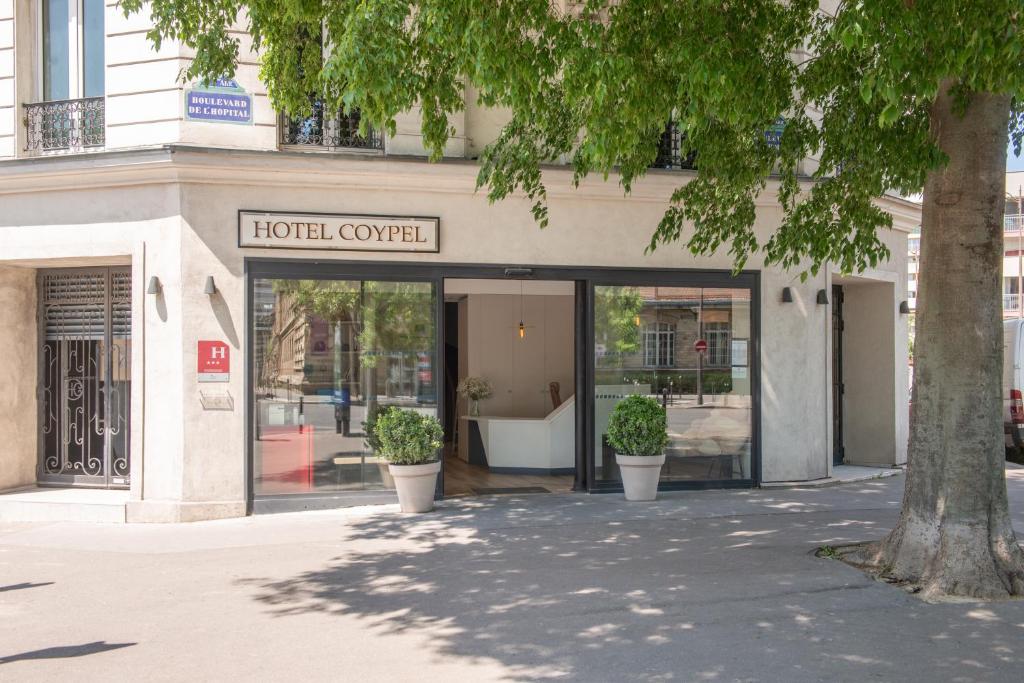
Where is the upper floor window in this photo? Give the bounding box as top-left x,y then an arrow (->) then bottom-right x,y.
42,0 -> 104,101
276,27 -> 382,153
25,0 -> 105,153
643,322 -> 676,368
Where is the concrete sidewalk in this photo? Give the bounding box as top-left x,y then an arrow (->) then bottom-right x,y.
1,469 -> 1024,681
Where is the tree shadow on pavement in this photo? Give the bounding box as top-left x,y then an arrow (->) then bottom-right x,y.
238,485 -> 1024,681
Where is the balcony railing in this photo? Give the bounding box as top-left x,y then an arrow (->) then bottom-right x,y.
1006,214 -> 1024,232
651,121 -> 697,170
1005,293 -> 1021,312
24,97 -> 105,153
280,104 -> 383,151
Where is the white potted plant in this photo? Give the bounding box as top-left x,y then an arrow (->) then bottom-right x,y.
606,394 -> 670,501
457,376 -> 493,416
373,407 -> 444,513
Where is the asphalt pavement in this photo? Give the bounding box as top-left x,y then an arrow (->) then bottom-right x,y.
2,467 -> 1024,681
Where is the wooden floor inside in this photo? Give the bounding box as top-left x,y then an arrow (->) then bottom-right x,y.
442,451 -> 574,497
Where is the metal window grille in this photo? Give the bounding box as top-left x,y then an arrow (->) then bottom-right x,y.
280,103 -> 383,151
652,121 -> 697,170
24,97 -> 105,153
39,268 -> 131,488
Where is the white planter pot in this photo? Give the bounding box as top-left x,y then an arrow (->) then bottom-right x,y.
616,453 -> 666,501
388,461 -> 441,513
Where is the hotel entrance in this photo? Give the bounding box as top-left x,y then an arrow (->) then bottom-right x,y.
246,261 -> 759,512
442,278 -> 577,496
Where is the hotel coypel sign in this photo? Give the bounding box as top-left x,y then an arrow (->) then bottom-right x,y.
238,211 -> 440,253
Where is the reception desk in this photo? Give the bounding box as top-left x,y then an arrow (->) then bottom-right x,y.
458,396 -> 575,474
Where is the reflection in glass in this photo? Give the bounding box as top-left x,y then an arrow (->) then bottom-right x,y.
253,278 -> 436,495
594,285 -> 752,483
43,0 -> 70,101
83,0 -> 106,98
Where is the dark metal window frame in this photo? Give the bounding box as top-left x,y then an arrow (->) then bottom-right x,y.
245,258 -> 761,513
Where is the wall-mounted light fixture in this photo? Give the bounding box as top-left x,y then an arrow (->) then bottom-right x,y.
203,276 -> 217,296
146,276 -> 162,295
816,289 -> 829,305
781,287 -> 793,303
899,300 -> 911,314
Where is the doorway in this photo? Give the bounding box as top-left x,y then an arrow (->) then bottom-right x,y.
832,284 -> 845,466
442,278 -> 576,496
38,267 -> 132,488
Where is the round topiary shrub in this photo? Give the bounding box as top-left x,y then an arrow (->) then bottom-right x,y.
606,395 -> 669,456
373,407 -> 444,465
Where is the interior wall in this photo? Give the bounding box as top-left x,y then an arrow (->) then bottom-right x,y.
463,293 -> 574,418
0,265 -> 37,490
841,281 -> 898,466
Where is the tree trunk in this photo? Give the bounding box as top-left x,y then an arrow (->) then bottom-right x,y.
856,81 -> 1024,599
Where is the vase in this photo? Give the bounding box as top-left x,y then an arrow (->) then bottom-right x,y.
470,399 -> 480,417
616,453 -> 666,501
388,461 -> 441,513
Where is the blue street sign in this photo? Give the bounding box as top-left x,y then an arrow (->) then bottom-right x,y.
185,87 -> 253,125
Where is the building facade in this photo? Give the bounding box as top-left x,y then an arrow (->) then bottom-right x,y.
1004,173 -> 1024,319
0,1 -> 918,521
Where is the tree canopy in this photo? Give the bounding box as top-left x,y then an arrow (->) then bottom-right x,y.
128,0 -> 1022,275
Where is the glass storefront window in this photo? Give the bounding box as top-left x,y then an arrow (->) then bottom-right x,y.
593,285 -> 752,484
252,278 -> 436,495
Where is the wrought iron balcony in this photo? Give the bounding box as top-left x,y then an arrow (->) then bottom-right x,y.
651,121 -> 697,170
24,97 -> 105,153
280,103 -> 383,151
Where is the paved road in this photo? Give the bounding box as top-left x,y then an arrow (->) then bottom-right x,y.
2,469 -> 1024,682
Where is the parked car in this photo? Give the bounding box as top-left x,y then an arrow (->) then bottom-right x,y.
1003,319 -> 1024,463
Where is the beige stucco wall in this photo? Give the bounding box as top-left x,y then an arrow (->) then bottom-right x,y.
0,147 -> 917,517
463,293 -> 575,419
0,264 -> 36,490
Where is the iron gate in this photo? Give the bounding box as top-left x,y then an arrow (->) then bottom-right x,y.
38,268 -> 132,488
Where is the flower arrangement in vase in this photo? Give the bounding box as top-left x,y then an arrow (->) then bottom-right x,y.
457,376 -> 494,416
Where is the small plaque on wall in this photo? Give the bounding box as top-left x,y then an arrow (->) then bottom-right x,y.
200,390 -> 234,411
198,340 -> 230,382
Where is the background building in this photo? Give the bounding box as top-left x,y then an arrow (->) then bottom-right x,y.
1004,172 -> 1024,318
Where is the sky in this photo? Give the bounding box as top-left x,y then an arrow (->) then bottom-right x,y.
1010,142 -> 1024,171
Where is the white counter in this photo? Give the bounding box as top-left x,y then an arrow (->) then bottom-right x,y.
458,396 -> 575,473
